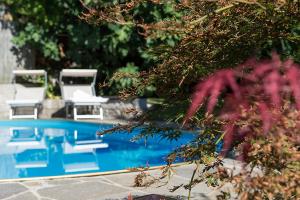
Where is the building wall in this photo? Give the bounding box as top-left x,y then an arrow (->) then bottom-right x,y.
0,6 -> 35,83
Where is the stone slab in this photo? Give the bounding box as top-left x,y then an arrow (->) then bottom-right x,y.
6,191 -> 38,200
38,181 -> 129,200
0,183 -> 27,199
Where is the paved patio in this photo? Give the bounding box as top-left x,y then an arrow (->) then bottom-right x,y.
0,160 -> 239,200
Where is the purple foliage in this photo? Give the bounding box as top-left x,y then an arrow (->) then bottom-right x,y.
184,53 -> 300,156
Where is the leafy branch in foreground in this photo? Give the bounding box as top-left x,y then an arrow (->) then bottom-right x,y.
184,53 -> 300,158
81,1 -> 300,199
82,0 -> 300,98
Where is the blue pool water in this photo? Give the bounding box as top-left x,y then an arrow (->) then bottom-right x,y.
0,120 -> 194,179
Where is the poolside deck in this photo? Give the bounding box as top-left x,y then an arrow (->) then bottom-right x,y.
0,160 -> 238,200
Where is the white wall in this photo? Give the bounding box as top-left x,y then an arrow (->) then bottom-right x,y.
0,5 -> 35,83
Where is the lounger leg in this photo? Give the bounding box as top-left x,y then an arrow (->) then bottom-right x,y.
34,107 -> 38,119
65,106 -> 68,118
9,108 -> 13,120
65,104 -> 70,118
100,106 -> 103,120
74,106 -> 77,120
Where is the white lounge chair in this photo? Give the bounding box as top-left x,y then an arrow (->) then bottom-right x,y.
6,70 -> 47,119
59,69 -> 108,120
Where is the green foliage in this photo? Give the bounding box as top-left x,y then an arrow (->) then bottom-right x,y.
259,24 -> 300,62
2,0 -> 181,95
109,62 -> 139,93
83,1 -> 300,99
149,1 -> 300,98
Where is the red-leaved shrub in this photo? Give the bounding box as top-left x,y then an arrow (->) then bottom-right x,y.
182,53 -> 300,199
184,52 -> 300,157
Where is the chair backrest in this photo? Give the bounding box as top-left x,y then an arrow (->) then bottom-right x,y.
12,70 -> 47,101
59,69 -> 97,100
15,86 -> 45,101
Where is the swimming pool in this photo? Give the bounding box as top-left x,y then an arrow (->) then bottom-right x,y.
0,120 -> 194,179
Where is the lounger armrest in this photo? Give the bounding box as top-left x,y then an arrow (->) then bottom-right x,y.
6,99 -> 42,107
71,97 -> 109,104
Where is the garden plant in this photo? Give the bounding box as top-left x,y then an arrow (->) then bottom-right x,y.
82,1 -> 300,199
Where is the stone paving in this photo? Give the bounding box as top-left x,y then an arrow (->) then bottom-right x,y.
0,161 -> 239,200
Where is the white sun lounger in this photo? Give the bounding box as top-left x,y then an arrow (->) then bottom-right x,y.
59,69 -> 108,120
6,70 -> 47,119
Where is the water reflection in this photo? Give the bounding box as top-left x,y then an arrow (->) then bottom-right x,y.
0,121 -> 193,179
2,125 -> 109,178
8,127 -> 48,169
63,129 -> 108,173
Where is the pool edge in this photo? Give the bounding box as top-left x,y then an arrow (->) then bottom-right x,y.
0,162 -> 190,183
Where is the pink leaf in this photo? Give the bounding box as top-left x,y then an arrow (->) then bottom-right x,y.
225,70 -> 241,100
207,76 -> 224,113
253,61 -> 274,77
263,71 -> 281,107
270,51 -> 281,69
184,81 -> 211,123
282,58 -> 293,70
220,124 -> 235,157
